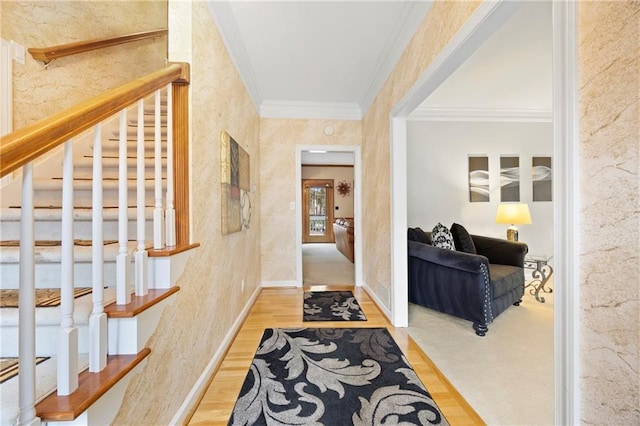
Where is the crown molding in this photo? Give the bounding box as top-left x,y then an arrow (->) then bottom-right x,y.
359,1 -> 433,115
409,105 -> 553,122
260,100 -> 362,120
206,1 -> 263,112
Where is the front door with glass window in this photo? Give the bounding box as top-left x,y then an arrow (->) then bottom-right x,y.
302,179 -> 334,243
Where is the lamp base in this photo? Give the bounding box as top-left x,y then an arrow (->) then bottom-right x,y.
506,225 -> 519,242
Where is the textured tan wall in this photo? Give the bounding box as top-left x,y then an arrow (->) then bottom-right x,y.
578,1 -> 640,423
0,0 -> 167,129
260,118 -> 361,284
361,1 -> 481,307
112,2 -> 261,424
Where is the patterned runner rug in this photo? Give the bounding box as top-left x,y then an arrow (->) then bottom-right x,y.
303,290 -> 366,321
0,357 -> 50,384
228,327 -> 448,425
0,287 -> 93,308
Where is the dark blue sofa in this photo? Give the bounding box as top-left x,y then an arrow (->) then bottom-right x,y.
408,228 -> 528,336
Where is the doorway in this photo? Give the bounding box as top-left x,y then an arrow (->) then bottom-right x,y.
302,179 -> 334,243
295,146 -> 363,288
389,1 -> 578,424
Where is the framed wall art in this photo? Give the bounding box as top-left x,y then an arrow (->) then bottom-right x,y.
468,155 -> 489,202
220,131 -> 251,234
532,156 -> 552,201
500,156 -> 520,202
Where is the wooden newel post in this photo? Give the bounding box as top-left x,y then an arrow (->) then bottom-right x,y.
170,62 -> 191,246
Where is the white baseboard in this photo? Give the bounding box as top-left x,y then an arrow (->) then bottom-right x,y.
169,286 -> 261,425
361,282 -> 393,323
261,280 -> 299,288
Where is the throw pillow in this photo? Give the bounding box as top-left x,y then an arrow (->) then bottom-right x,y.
450,223 -> 477,254
408,227 -> 431,244
431,223 -> 456,250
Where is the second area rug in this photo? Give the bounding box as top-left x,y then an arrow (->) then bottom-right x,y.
228,327 -> 448,425
303,290 -> 366,321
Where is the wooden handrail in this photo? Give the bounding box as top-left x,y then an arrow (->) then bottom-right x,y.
0,62 -> 189,178
28,29 -> 168,64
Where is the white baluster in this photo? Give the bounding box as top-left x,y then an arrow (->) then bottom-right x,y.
135,99 -> 148,296
58,140 -> 78,395
116,109 -> 131,305
153,89 -> 165,249
165,83 -> 176,247
17,163 -> 41,426
89,124 -> 107,372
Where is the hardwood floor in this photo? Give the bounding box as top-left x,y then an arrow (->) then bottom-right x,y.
187,285 -> 484,425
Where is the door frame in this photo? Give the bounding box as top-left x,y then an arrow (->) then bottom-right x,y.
388,1 -> 578,424
302,179 -> 335,243
296,145 -> 362,287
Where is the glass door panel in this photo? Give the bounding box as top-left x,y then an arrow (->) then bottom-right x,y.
302,179 -> 334,243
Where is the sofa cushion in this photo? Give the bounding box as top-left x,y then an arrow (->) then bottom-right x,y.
408,227 -> 431,244
489,264 -> 524,298
431,223 -> 455,250
450,223 -> 477,254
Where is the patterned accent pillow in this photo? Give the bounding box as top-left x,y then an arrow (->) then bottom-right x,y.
450,223 -> 477,254
431,223 -> 456,250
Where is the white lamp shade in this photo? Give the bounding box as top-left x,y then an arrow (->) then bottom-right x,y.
495,203 -> 532,225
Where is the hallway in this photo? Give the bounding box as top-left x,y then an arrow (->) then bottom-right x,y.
188,286 -> 483,425
302,243 -> 355,286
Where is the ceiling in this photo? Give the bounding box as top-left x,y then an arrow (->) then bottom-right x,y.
207,1 -> 432,119
207,1 -> 551,121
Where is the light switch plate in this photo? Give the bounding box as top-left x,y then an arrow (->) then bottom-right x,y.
290,202 -> 295,210
12,41 -> 25,64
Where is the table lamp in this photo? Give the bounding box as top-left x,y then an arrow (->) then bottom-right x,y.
495,203 -> 532,241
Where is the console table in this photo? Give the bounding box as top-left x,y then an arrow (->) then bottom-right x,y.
524,254 -> 553,303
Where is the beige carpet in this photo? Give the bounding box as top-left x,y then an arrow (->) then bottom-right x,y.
302,243 -> 354,286
407,275 -> 555,425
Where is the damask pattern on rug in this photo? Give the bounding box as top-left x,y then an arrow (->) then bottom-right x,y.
303,290 -> 367,321
229,327 -> 448,425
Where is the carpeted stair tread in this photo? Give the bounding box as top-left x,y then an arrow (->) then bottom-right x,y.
0,287 -> 94,308
0,287 -> 117,327
0,240 -> 138,263
1,354 -> 90,426
0,240 -> 117,247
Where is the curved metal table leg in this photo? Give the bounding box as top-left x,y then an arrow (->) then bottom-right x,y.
525,261 -> 553,303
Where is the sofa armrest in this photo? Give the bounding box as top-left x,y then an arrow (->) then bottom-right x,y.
470,235 -> 528,267
408,240 -> 488,274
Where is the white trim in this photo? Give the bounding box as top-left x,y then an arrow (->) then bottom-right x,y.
296,145 -> 363,288
1,39 -> 12,137
261,100 -> 361,121
409,105 -> 553,122
169,286 -> 261,426
390,0 -> 521,327
206,1 -> 263,112
359,1 -> 433,114
391,1 -> 521,118
390,117 -> 408,327
552,1 -> 580,424
362,283 -> 392,321
390,0 -> 578,422
261,280 -> 299,288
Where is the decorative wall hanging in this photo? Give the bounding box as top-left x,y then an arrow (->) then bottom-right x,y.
532,156 -> 552,201
468,155 -> 489,202
220,131 -> 250,234
336,180 -> 351,197
500,156 -> 520,202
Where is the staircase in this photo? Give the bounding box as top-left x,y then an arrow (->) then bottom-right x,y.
0,64 -> 196,425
